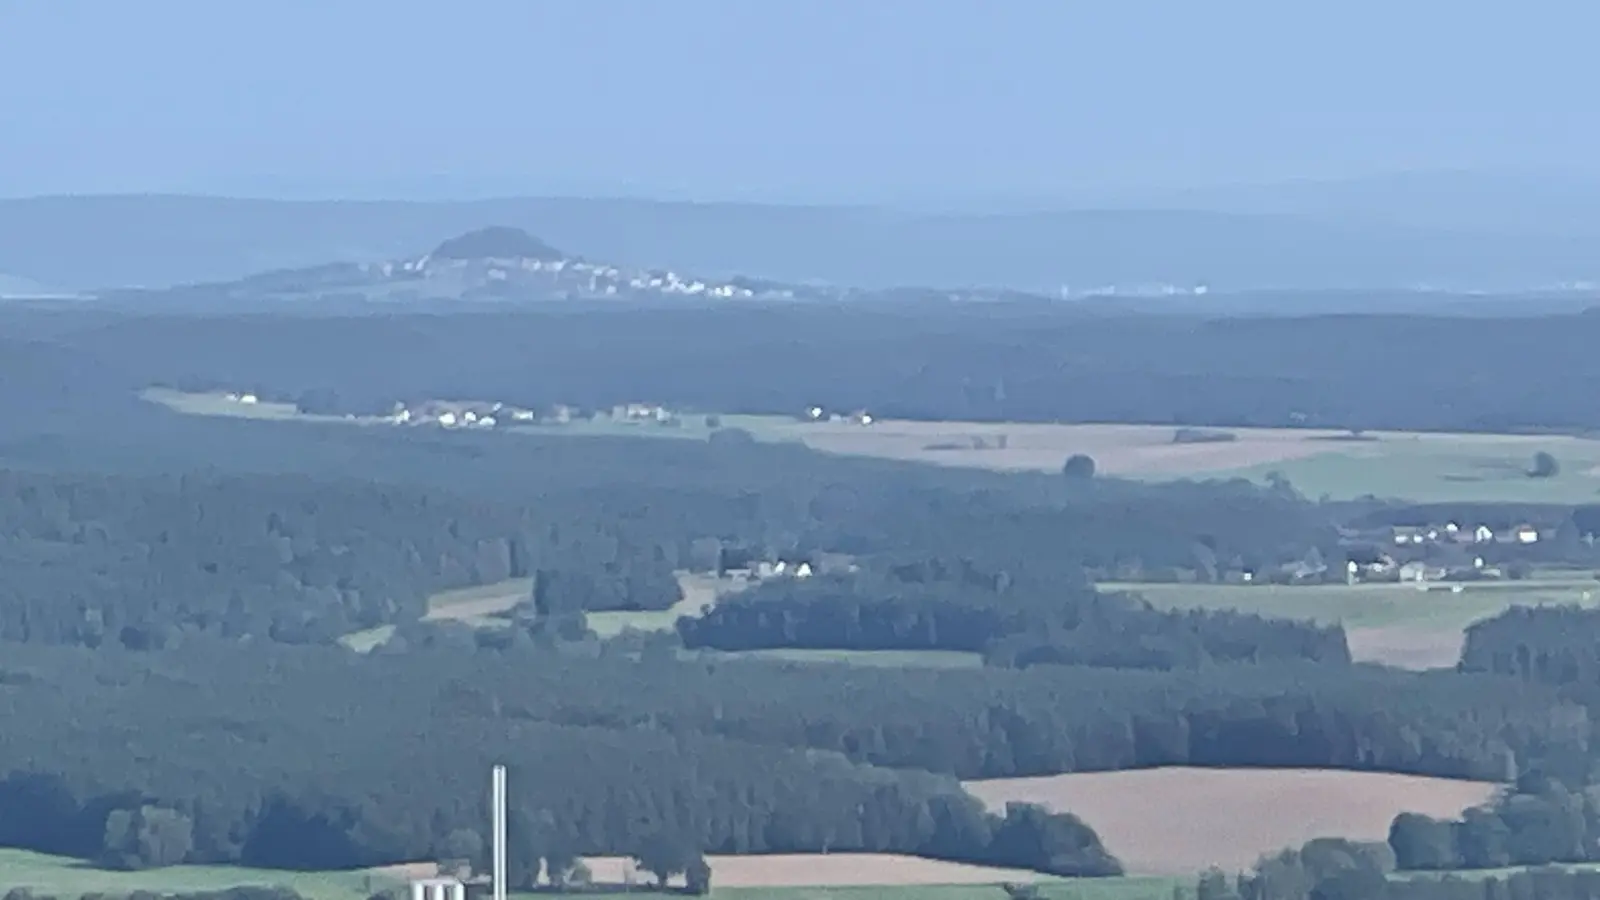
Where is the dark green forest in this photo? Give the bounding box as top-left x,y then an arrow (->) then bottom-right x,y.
677,571 -> 1351,669
9,303 -> 1600,433
0,640 -> 1581,878
6,303 -> 1600,889
0,408 -> 1329,650
1196,835 -> 1600,900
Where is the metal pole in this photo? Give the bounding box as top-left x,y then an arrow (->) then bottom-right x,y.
492,764 -> 507,900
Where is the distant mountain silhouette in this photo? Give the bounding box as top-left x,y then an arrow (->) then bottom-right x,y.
431,226 -> 563,262
5,187 -> 1600,296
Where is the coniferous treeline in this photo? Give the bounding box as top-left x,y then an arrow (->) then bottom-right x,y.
1460,606 -> 1600,691
0,468 -> 681,647
0,639 -> 1585,878
678,570 -> 1351,669
15,303 -> 1600,433
1197,835 -> 1600,900
1373,606 -> 1600,874
0,415 -> 1334,648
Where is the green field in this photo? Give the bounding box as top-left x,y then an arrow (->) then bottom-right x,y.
142,388 -> 335,423
508,414 -> 794,443
144,389 -> 796,444
1109,573 -> 1600,669
1394,862 -> 1600,883
1218,432 -> 1600,503
1110,574 -> 1600,631
0,848 -> 398,900
339,573 -> 735,651
146,389 -> 1600,504
716,649 -> 985,669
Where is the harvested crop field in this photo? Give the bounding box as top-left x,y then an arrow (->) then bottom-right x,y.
581,854 -> 1055,888
762,420 -> 1600,501
963,767 -> 1500,876
770,421 -> 1336,476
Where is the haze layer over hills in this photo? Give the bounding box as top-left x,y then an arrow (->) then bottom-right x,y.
7,183 -> 1600,299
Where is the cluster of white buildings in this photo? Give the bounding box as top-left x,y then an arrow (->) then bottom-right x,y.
805,405 -> 874,425
382,251 -> 768,301
1389,521 -> 1541,547
389,400 -> 531,430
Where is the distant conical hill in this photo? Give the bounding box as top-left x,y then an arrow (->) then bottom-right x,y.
431,226 -> 564,262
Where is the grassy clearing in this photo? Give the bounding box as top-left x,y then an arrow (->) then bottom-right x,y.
1216,432 -> 1600,503
147,389 -> 1600,502
338,624 -> 396,653
715,649 -> 985,669
143,388 -> 312,422
1109,575 -> 1600,669
1395,862 -> 1600,882
1110,575 -> 1600,631
424,579 -> 534,624
508,414 -> 792,443
516,420 -> 1600,502
588,573 -> 729,639
338,573 -> 736,651
0,848 -> 398,900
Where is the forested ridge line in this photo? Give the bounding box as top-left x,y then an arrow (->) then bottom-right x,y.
11,304 -> 1600,432
0,421 -> 1332,649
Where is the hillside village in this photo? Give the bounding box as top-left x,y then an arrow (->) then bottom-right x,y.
1312,517 -> 1581,586
216,389 -> 879,433
100,225 -> 1057,308
379,398 -> 877,431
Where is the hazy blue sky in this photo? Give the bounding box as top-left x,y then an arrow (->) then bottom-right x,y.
1,0 -> 1593,202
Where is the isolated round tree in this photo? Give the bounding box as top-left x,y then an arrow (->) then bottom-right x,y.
1531,451 -> 1561,478
1062,454 -> 1097,479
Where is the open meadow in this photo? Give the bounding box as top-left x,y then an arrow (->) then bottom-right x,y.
1111,573 -> 1600,669
146,390 -> 1600,503
0,848 -> 400,900
713,648 -> 985,669
770,419 -> 1600,503
340,572 -> 736,651
963,768 -> 1500,877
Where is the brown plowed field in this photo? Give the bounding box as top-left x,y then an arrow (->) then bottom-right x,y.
964,767 -> 1500,876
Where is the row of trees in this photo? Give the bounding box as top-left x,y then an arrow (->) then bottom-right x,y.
677,570 -> 1351,670
1195,836 -> 1600,900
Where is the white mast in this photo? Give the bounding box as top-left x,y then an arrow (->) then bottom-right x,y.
492,764 -> 507,900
